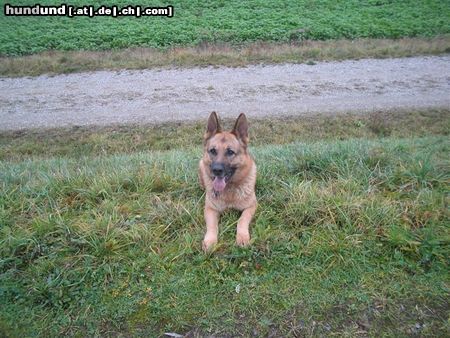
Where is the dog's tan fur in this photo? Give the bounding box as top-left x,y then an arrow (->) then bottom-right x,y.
198,112 -> 257,251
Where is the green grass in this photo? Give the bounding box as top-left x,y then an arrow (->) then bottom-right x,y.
1,36 -> 450,77
0,116 -> 449,335
1,108 -> 449,161
1,0 -> 450,56
2,36 -> 449,77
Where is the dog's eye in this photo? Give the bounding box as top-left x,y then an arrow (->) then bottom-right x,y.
226,149 -> 235,156
209,148 -> 217,156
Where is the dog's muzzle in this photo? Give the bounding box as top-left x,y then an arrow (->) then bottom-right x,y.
210,162 -> 235,193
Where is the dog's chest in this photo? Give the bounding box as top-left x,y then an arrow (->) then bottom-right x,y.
209,184 -> 254,211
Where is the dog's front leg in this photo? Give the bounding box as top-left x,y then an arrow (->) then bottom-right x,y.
202,206 -> 220,251
236,204 -> 256,246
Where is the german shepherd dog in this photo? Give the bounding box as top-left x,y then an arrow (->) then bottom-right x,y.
198,112 -> 257,251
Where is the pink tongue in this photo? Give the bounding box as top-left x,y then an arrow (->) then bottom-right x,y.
213,177 -> 226,192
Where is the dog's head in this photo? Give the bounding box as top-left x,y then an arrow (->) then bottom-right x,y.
203,112 -> 250,192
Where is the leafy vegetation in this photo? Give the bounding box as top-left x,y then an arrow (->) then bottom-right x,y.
1,0 -> 449,56
0,113 -> 449,336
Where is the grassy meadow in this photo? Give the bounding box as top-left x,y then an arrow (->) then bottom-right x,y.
1,0 -> 449,334
1,0 -> 450,56
0,111 -> 449,336
1,0 -> 450,76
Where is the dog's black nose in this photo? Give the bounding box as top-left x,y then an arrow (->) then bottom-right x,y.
211,163 -> 225,177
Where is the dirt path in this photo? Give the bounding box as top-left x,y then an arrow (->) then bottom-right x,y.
1,55 -> 449,131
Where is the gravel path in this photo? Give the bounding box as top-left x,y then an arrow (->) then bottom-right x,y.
1,56 -> 449,131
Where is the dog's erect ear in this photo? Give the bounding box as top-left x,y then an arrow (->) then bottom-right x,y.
204,111 -> 221,142
232,113 -> 249,145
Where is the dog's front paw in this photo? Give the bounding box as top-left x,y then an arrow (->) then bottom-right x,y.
236,231 -> 250,247
202,236 -> 217,252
